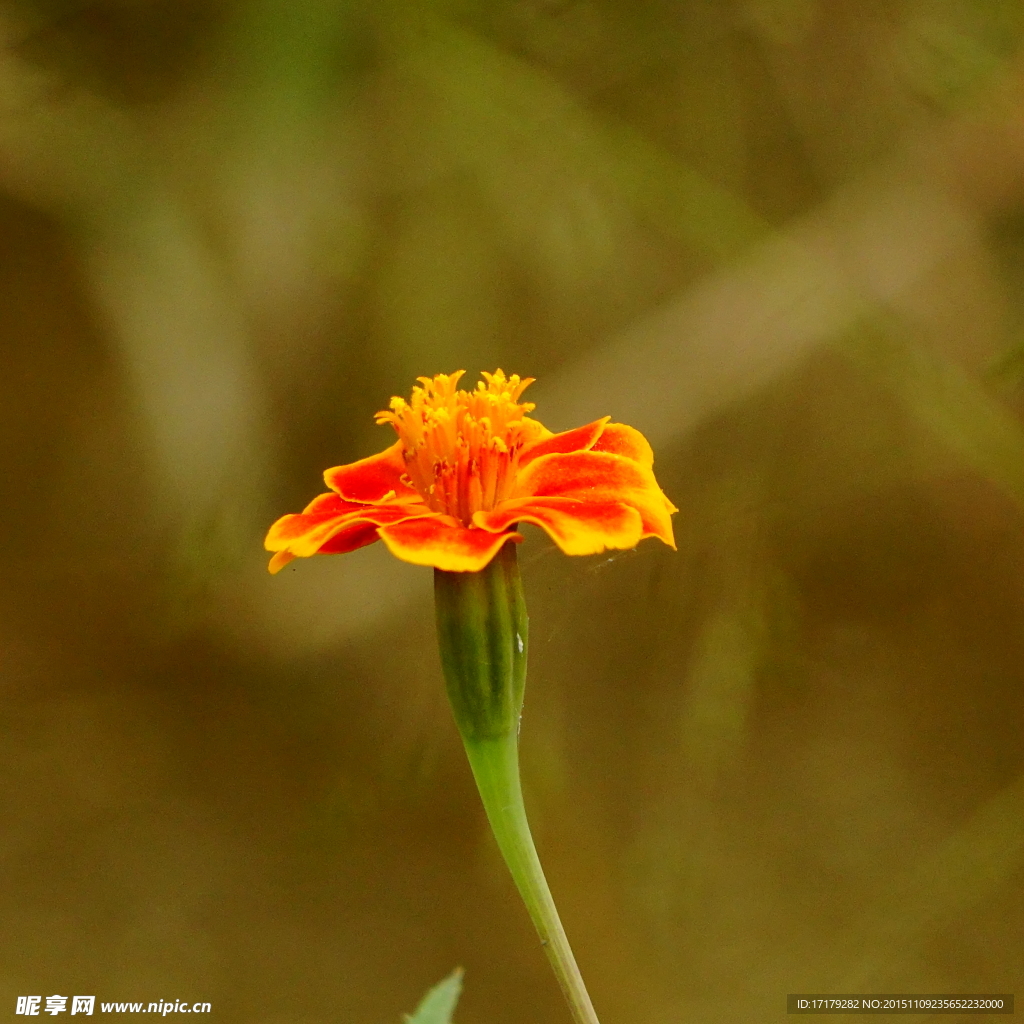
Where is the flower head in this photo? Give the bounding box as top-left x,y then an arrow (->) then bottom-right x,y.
266,369 -> 677,573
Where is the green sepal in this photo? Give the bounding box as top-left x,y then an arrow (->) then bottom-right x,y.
433,541 -> 528,741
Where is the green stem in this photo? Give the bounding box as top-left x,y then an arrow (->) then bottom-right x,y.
462,732 -> 601,1024
433,543 -> 601,1024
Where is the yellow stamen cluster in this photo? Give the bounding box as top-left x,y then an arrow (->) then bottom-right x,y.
376,370 -> 543,523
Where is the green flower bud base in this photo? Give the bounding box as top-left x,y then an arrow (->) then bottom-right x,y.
434,543 -> 601,1024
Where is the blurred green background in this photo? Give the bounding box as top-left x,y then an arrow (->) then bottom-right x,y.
2,0 -> 1023,1021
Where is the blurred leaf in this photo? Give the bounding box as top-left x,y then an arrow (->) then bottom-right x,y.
601,119 -> 765,262
987,336 -> 1024,386
226,0 -> 362,118
567,78 -> 1024,512
834,770 -> 1024,989
897,0 -> 1024,111
900,15 -> 999,109
403,13 -> 758,271
403,968 -> 463,1024
838,318 -> 1024,507
744,0 -> 818,47
682,607 -> 759,780
389,13 -> 623,290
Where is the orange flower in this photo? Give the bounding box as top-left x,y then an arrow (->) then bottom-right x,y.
265,370 -> 677,574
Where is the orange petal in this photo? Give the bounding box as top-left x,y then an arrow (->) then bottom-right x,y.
590,422 -> 655,469
264,498 -> 433,567
268,550 -> 298,574
473,496 -> 642,555
513,450 -> 676,548
323,440 -> 420,503
377,516 -> 522,572
302,491 -> 365,516
518,417 -> 609,468
315,519 -> 389,555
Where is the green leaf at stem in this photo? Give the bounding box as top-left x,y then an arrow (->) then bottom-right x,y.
404,968 -> 464,1024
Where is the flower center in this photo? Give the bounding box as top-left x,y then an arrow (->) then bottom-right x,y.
376,370 -> 543,524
